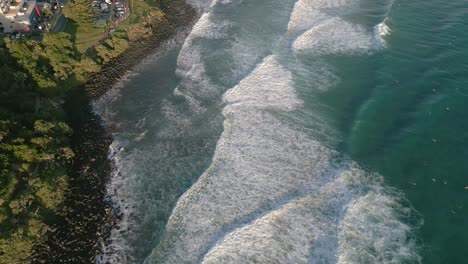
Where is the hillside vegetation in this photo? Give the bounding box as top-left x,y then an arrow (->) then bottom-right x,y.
0,0 -> 167,262
0,46 -> 73,263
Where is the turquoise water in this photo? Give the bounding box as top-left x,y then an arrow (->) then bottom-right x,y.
95,0 -> 468,263
348,1 -> 468,263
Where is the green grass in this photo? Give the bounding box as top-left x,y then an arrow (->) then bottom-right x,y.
64,21 -> 108,53
63,0 -> 161,51
117,0 -> 158,30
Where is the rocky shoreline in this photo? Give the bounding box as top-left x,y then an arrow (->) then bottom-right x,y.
31,1 -> 197,263
86,0 -> 197,99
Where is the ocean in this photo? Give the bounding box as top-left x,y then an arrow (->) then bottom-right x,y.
94,0 -> 468,263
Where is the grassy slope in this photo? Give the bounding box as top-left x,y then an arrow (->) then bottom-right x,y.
64,0 -> 161,53
64,22 -> 108,53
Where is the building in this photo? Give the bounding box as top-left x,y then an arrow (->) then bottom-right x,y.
0,0 -> 13,14
0,0 -> 40,33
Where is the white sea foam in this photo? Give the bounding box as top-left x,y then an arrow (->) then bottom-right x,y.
94,17 -> 235,258
173,12 -> 233,112
145,56 -> 421,263
377,18 -> 392,37
201,169 -> 421,264
288,1 -> 328,35
157,99 -> 193,137
223,56 -> 303,111
146,56 -> 334,263
174,64 -> 212,112
185,0 -> 216,12
176,13 -> 232,78
100,0 -> 419,262
93,25 -> 192,126
293,17 -> 374,54
287,0 -> 356,34
374,18 -> 392,48
96,140 -> 130,264
92,23 -> 205,263
338,191 -> 422,263
185,0 -> 241,12
289,0 -> 391,55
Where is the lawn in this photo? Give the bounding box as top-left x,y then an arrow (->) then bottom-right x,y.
64,21 -> 108,53
117,0 -> 159,30
63,0 -> 162,52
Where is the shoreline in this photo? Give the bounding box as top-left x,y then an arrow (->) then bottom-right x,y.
31,1 -> 197,262
86,0 -> 198,99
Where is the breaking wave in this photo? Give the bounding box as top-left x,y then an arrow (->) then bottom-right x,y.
145,0 -> 420,263
145,54 -> 421,263
292,17 -> 375,54
96,0 -> 422,263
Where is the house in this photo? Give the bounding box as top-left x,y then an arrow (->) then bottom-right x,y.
0,0 -> 40,33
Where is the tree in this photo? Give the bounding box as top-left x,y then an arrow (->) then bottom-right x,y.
42,33 -> 76,80
73,57 -> 101,81
5,39 -> 56,89
95,43 -> 113,63
0,37 -> 77,264
95,36 -> 129,63
63,0 -> 94,28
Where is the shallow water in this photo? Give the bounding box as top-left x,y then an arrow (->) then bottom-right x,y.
95,0 -> 468,263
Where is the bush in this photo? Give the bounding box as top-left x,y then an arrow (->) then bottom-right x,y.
95,36 -> 129,63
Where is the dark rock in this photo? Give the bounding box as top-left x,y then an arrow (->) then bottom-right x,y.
31,0 -> 196,263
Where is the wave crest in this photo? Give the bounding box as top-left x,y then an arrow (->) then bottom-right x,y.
145,55 -> 421,264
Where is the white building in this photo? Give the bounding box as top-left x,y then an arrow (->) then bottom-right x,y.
0,0 -> 40,33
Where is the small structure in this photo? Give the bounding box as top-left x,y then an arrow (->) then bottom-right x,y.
100,2 -> 108,12
0,0 -> 40,33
